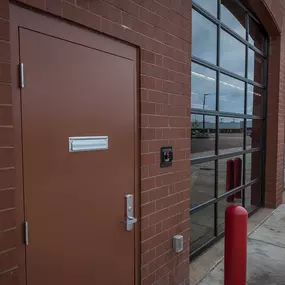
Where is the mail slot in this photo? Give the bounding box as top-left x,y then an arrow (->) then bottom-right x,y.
69,136 -> 108,152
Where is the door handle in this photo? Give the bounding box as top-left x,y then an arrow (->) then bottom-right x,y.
125,194 -> 137,231
126,215 -> 137,225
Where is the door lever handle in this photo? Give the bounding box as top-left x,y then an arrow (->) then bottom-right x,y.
126,215 -> 137,225
125,194 -> 137,231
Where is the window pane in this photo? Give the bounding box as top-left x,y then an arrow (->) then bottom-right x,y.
191,114 -> 216,158
248,49 -> 265,84
219,117 -> 244,154
218,197 -> 242,234
220,74 -> 245,114
249,17 -> 266,52
192,10 -> 217,64
245,151 -> 261,183
217,155 -> 243,196
191,161 -> 215,208
221,0 -> 246,38
247,85 -> 264,117
190,205 -> 215,253
244,182 -> 262,213
193,0 -> 217,17
191,63 -> 216,110
220,30 -> 246,76
246,119 -> 262,149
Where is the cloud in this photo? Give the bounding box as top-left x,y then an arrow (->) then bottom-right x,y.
191,2 -> 259,114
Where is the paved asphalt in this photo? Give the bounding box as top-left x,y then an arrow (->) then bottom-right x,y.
191,133 -> 251,154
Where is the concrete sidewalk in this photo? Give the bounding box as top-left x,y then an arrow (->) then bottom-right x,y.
197,204 -> 285,285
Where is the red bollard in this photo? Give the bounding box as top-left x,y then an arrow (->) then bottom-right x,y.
234,158 -> 242,199
226,159 -> 234,202
224,205 -> 248,285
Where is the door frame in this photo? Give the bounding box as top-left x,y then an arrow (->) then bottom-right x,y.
10,4 -> 140,285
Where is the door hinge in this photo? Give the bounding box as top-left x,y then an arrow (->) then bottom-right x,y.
24,221 -> 29,246
19,63 -> 24,89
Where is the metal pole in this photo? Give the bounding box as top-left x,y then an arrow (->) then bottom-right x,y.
234,158 -> 242,198
224,205 -> 248,285
226,159 -> 234,202
203,94 -> 206,130
203,93 -> 211,131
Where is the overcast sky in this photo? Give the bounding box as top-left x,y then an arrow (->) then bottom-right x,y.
192,0 -> 261,116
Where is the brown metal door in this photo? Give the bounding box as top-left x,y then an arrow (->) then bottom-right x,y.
18,26 -> 137,285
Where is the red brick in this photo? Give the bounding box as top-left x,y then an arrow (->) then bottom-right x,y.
170,138 -> 190,149
163,56 -> 185,73
0,269 -> 19,285
0,1 -> 9,20
142,248 -> 156,265
141,128 -> 155,140
148,229 -> 170,247
141,166 -> 149,179
90,1 -> 121,23
0,228 -> 16,251
141,102 -> 156,114
142,225 -> 157,241
156,54 -> 163,66
0,148 -> 14,168
0,63 -> 10,83
141,153 -> 156,166
169,94 -> 190,106
156,195 -> 177,211
46,0 -> 62,16
16,0 -> 44,9
122,12 -> 156,38
0,106 -> 12,125
0,127 -> 13,147
62,2 -> 101,30
149,186 -> 169,201
141,191 -> 150,205
141,89 -> 149,102
149,91 -> 168,104
141,50 -> 156,64
148,164 -> 173,177
168,70 -> 190,85
141,201 -> 156,216
0,209 -> 16,231
142,272 -> 156,285
163,128 -> 186,139
149,209 -> 169,227
0,189 -> 15,211
141,63 -> 169,80
104,0 -> 140,18
0,84 -> 12,104
0,249 -> 17,272
141,75 -> 156,89
0,42 -> 10,63
76,0 -> 90,10
0,170 -> 15,191
155,128 -> 163,140
163,81 -> 186,95
155,78 -> 164,92
149,115 -> 169,127
149,140 -> 169,153
141,177 -> 156,192
173,180 -> 190,193
141,115 -> 149,127
141,217 -> 149,232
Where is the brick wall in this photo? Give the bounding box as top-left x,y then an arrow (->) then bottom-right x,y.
0,1 -> 191,285
248,0 -> 285,208
0,1 -> 18,285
